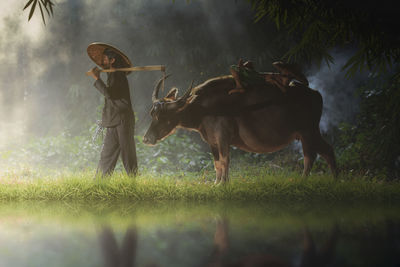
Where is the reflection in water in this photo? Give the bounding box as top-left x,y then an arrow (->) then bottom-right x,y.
0,202 -> 399,266
99,226 -> 138,267
99,226 -> 159,267
300,226 -> 338,267
205,218 -> 338,267
97,217 -> 339,267
206,217 -> 230,267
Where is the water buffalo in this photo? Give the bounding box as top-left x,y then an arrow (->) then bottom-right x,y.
143,75 -> 337,183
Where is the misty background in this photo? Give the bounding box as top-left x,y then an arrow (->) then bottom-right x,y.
0,0 -> 364,173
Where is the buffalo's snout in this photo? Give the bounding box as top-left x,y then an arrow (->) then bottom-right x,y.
142,135 -> 150,144
142,135 -> 156,145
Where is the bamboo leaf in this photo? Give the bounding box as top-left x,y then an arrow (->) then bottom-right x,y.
23,0 -> 35,10
38,1 -> 46,25
28,0 -> 38,21
48,1 -> 54,16
25,0 -> 54,24
40,0 -> 51,16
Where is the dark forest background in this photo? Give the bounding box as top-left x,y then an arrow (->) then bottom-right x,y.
0,0 -> 398,179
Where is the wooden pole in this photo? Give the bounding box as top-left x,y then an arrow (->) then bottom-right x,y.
86,65 -> 165,75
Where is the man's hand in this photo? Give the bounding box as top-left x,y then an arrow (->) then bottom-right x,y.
87,67 -> 101,80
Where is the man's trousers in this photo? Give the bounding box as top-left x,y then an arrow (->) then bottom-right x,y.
97,118 -> 138,176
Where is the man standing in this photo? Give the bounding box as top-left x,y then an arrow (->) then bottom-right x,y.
87,43 -> 137,176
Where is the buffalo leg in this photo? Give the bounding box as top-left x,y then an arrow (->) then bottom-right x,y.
314,135 -> 338,177
210,146 -> 222,184
211,141 -> 230,183
206,117 -> 234,183
300,136 -> 317,176
302,131 -> 338,177
217,119 -> 234,183
220,153 -> 230,183
218,146 -> 230,183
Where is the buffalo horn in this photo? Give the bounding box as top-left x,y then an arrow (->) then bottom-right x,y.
152,74 -> 171,103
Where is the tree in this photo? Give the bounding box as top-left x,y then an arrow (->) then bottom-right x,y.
337,73 -> 400,178
248,0 -> 400,76
25,0 -> 399,77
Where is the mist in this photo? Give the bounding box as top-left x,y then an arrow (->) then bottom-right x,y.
0,0 -> 364,171
307,52 -> 368,133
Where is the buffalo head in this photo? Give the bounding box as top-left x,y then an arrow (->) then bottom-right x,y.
143,76 -> 194,145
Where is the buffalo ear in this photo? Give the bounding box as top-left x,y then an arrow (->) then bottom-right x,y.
176,95 -> 198,113
164,87 -> 178,101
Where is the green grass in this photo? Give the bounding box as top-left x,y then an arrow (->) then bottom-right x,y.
0,168 -> 399,203
1,199 -> 399,233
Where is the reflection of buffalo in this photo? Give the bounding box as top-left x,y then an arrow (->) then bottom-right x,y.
144,74 -> 337,183
206,218 -> 339,267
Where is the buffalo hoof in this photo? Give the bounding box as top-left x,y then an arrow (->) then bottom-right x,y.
214,180 -> 228,186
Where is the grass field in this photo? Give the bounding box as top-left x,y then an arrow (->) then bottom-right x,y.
0,167 -> 399,203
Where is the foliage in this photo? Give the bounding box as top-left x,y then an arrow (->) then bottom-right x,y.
0,125 -> 307,176
23,0 -> 400,77
136,131 -> 212,173
23,0 -> 54,24
0,131 -> 99,173
336,73 -> 400,178
0,126 -> 214,174
248,0 -> 400,77
230,144 -> 304,172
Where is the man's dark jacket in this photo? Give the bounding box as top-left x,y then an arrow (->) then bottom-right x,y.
94,71 -> 133,127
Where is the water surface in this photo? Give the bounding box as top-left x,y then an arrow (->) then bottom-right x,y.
0,201 -> 399,267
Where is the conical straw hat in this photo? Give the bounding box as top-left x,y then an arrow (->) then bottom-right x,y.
87,42 -> 133,75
